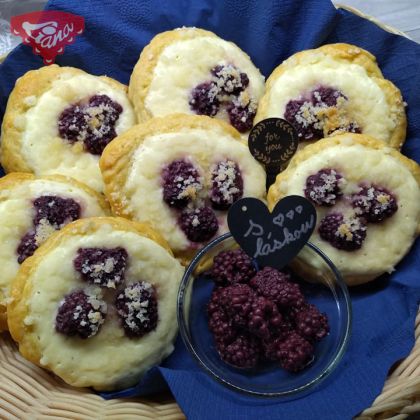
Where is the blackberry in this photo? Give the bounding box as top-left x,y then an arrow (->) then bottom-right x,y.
249,267 -> 304,309
57,103 -> 86,144
211,248 -> 256,286
58,94 -> 122,155
162,159 -> 202,208
352,185 -> 397,223
284,98 -> 323,141
178,206 -> 218,242
33,195 -> 81,227
16,231 -> 37,264
284,86 -> 346,141
189,81 -> 220,116
208,307 -> 237,345
262,318 -> 295,360
319,212 -> 367,251
115,281 -> 158,338
219,284 -> 255,327
276,332 -> 314,372
55,289 -> 106,339
209,160 -> 243,210
211,64 -> 249,95
293,303 -> 329,342
247,296 -> 283,339
304,168 -> 344,206
83,95 -> 123,155
311,86 -> 344,107
207,287 -> 224,315
217,334 -> 261,368
74,247 -> 128,288
227,102 -> 256,133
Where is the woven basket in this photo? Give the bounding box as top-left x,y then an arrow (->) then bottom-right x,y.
0,5 -> 419,419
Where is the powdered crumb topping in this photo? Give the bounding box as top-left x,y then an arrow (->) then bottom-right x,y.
210,159 -> 243,210
16,195 -> 81,264
55,289 -> 107,339
34,218 -> 57,245
284,86 -> 361,141
189,64 -> 255,132
318,212 -> 367,251
74,247 -> 128,289
162,159 -> 203,208
58,94 -> 123,155
336,216 -> 365,241
304,168 -> 345,206
115,282 -> 158,338
352,185 -> 398,223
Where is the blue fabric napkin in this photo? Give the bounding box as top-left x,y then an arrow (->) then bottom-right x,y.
1,1 -> 420,419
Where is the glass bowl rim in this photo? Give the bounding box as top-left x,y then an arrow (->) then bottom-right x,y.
177,232 -> 352,397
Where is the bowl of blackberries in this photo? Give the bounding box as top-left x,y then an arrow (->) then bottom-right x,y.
177,233 -> 352,397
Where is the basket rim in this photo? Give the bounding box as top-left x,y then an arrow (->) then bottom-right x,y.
0,5 -> 418,420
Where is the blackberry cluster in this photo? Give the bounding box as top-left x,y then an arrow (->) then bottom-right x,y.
188,82 -> 220,116
73,247 -> 128,288
162,159 -> 202,208
284,85 -> 357,141
207,253 -> 329,372
161,156 -> 245,244
211,65 -> 249,95
178,206 -> 218,242
58,94 -> 123,155
16,231 -> 38,264
218,284 -> 255,327
115,281 -> 158,338
227,102 -> 256,133
304,168 -> 344,206
209,160 -> 244,210
189,64 -> 255,132
273,331 -> 314,372
33,195 -> 81,227
249,267 -> 304,309
210,248 -> 256,286
352,185 -> 397,223
55,289 -> 107,339
318,212 -> 367,251
16,195 -> 81,264
293,303 -> 329,342
308,169 -> 399,251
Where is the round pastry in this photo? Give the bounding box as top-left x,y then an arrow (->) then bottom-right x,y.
256,43 -> 406,149
0,173 -> 109,331
8,217 -> 184,391
267,133 -> 420,285
129,27 -> 265,133
100,114 -> 266,263
0,65 -> 136,192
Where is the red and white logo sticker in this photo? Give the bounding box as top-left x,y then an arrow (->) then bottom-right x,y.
11,11 -> 84,65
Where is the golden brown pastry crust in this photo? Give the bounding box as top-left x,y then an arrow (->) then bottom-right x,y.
0,173 -> 110,331
7,216 -> 173,369
255,43 -> 407,149
100,113 -> 243,264
128,28 -> 219,123
0,65 -> 129,174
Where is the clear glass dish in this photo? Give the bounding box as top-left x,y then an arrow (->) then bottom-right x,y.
177,233 -> 352,397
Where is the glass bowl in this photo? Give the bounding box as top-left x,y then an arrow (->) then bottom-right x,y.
177,233 -> 352,397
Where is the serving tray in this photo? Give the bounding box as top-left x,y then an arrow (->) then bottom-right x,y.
0,5 -> 418,419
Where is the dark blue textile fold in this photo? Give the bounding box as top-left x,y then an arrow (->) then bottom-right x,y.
1,1 -> 419,419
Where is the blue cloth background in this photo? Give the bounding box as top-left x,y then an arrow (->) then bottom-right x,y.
0,0 -> 420,419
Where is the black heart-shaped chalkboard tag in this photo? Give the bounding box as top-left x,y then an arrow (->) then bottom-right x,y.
227,196 -> 317,270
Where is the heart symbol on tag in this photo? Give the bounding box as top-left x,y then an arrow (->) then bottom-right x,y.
227,196 -> 317,270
